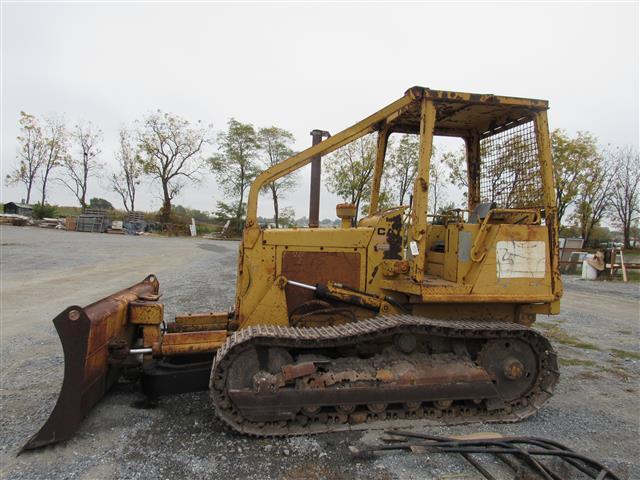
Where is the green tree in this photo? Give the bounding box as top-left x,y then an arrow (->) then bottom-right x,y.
324,135 -> 377,223
32,203 -> 57,219
258,126 -> 297,228
173,204 -> 214,223
60,121 -> 101,210
89,197 -> 114,210
359,176 -> 394,215
213,200 -> 246,233
295,215 -> 309,227
6,112 -> 45,204
551,129 -> 600,224
278,206 -> 296,228
609,146 -> 640,249
589,225 -> 613,246
438,201 -> 458,214
572,153 -> 613,246
388,134 -> 419,205
386,135 -> 453,213
137,111 -> 211,224
210,119 -> 260,230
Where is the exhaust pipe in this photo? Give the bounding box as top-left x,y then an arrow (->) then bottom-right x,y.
308,129 -> 330,228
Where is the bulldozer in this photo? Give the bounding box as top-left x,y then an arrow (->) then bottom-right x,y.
24,86 -> 562,450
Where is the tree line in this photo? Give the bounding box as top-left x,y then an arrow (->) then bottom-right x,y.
6,112 -> 103,209
7,110 -> 640,248
6,112 -> 299,230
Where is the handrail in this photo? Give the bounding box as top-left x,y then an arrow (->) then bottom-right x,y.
244,92 -> 417,227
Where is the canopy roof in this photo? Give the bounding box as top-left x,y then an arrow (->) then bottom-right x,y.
389,86 -> 549,138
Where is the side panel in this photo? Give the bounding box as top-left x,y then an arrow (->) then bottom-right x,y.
236,227 -> 374,327
236,236 -> 277,327
470,224 -> 552,296
281,250 -> 361,314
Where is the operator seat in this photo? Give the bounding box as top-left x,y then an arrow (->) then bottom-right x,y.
468,202 -> 496,224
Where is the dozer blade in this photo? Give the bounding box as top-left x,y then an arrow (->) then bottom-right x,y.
22,275 -> 160,451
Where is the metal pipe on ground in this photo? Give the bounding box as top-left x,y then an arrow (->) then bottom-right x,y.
350,430 -> 621,480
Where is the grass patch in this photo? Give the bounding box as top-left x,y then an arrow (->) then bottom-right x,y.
534,319 -> 566,330
602,366 -> 630,383
537,324 -> 601,350
626,271 -> 640,283
535,320 -> 555,329
560,357 -> 596,367
561,357 -> 632,383
610,348 -> 640,361
576,371 -> 601,381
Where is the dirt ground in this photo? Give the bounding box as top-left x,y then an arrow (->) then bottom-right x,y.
1,225 -> 638,479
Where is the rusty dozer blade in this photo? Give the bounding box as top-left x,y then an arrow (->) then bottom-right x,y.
22,275 -> 160,451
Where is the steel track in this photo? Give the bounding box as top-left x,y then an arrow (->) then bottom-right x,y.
210,315 -> 559,436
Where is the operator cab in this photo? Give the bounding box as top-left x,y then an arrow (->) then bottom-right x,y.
353,87 -> 551,290
243,86 -> 560,319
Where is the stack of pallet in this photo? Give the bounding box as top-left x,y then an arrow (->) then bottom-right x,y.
76,209 -> 110,233
65,217 -> 77,231
123,211 -> 148,234
0,214 -> 30,226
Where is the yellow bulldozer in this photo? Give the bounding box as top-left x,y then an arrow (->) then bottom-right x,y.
24,86 -> 562,450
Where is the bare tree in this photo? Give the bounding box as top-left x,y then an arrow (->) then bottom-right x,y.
429,154 -> 448,215
258,126 -> 297,228
137,111 -> 211,223
573,154 -> 614,246
610,146 -> 640,248
6,112 -> 44,204
111,129 -> 142,212
60,122 -> 102,210
40,117 -> 68,205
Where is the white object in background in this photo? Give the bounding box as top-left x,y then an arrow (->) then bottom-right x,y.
189,218 -> 197,237
582,255 -> 598,280
111,220 -> 123,230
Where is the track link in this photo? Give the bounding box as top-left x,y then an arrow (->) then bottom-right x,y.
210,315 -> 559,436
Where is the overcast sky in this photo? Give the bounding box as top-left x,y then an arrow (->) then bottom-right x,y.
1,2 -> 638,220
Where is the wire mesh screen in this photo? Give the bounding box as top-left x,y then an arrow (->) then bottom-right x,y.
479,121 -> 543,208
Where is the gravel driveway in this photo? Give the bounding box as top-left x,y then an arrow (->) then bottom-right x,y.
1,225 -> 638,479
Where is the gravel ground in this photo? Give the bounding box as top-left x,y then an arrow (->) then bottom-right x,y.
1,225 -> 638,479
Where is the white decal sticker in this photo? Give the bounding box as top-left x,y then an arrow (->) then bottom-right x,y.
496,241 -> 546,278
410,241 -> 419,257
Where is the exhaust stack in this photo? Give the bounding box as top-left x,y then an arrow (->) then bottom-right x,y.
308,129 -> 330,228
